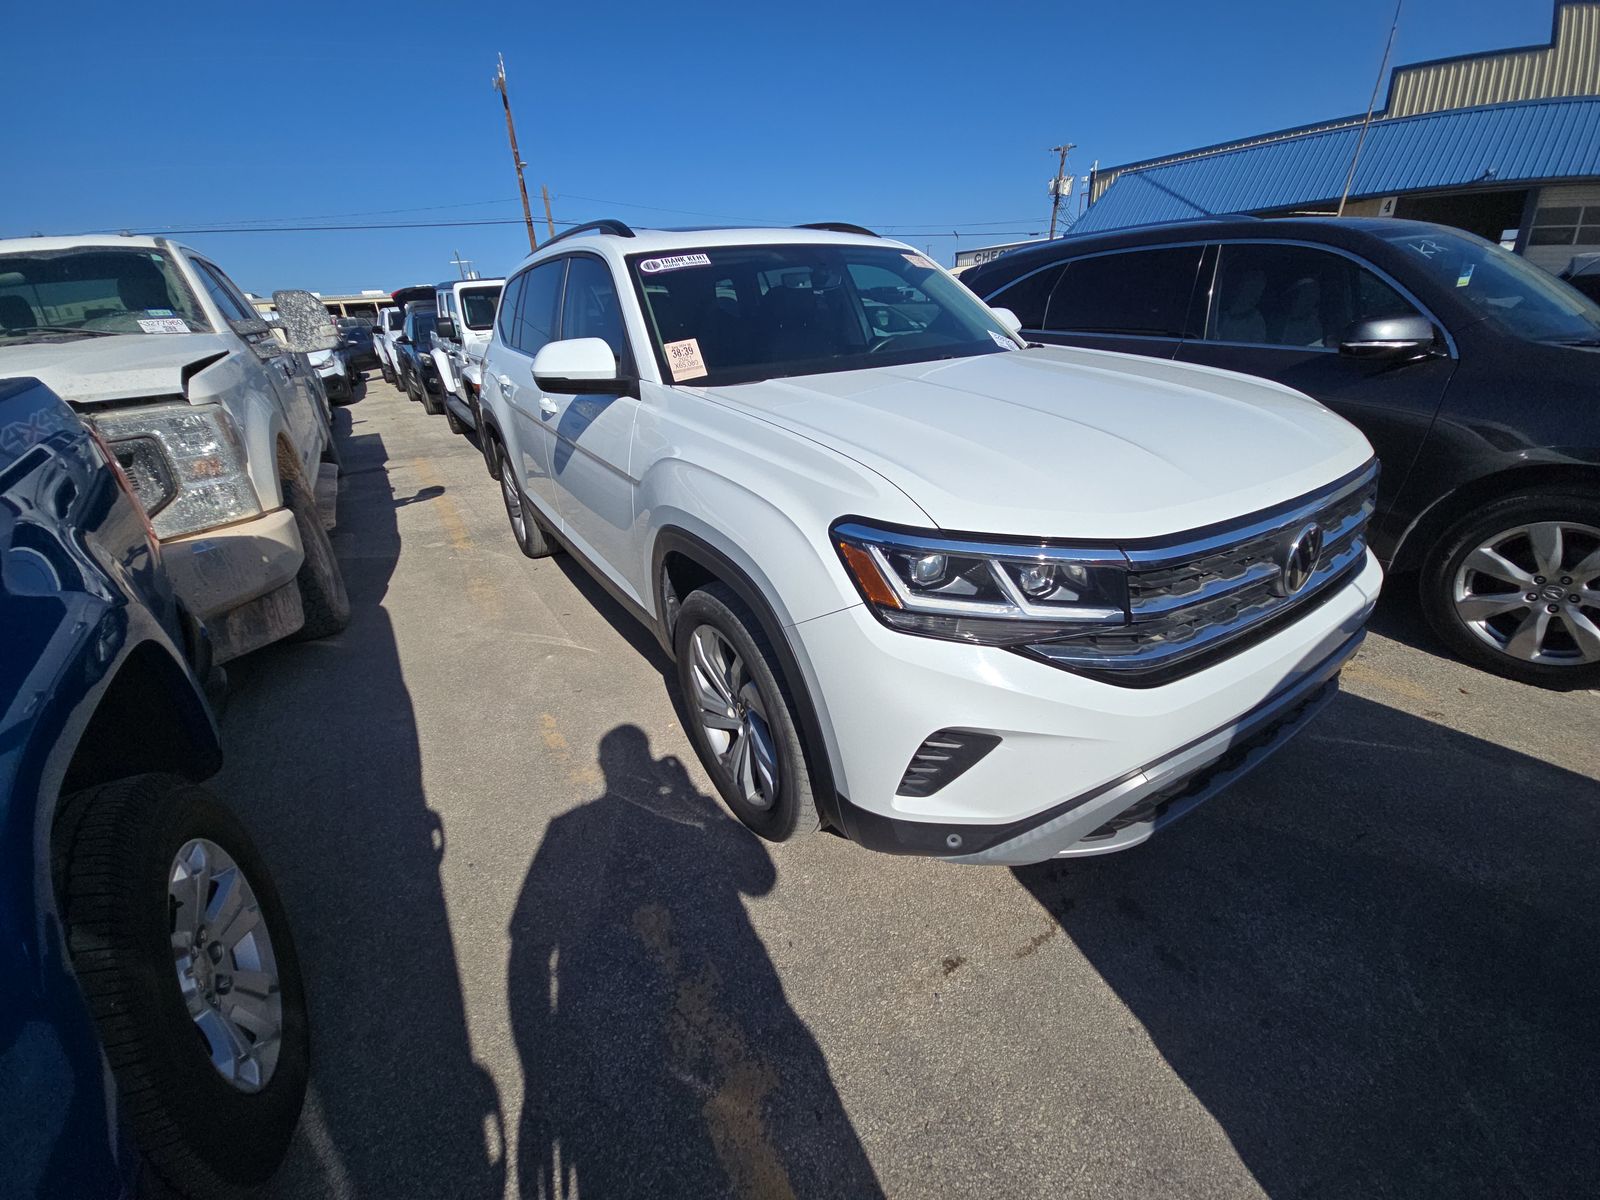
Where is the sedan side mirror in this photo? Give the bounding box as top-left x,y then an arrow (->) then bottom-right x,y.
1339,314 -> 1437,360
990,306 -> 1023,336
272,289 -> 340,353
436,316 -> 458,342
532,337 -> 636,396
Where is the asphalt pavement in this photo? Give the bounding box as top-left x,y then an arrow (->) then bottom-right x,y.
215,378 -> 1600,1200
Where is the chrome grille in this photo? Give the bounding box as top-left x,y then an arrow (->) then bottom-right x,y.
1028,461 -> 1378,680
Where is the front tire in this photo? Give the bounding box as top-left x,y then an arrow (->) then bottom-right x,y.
284,472 -> 351,641
54,774 -> 309,1196
674,583 -> 808,841
444,398 -> 467,435
1421,491 -> 1600,688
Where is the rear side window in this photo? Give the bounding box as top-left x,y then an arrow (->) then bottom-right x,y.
510,260 -> 564,357
985,263 -> 1067,329
1043,247 -> 1204,338
497,273 -> 526,341
1205,243 -> 1418,349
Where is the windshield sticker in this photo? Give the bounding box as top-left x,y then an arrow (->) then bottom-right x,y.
989,330 -> 1015,349
137,318 -> 189,334
902,253 -> 937,270
145,308 -> 174,317
639,254 -> 711,275
664,337 -> 707,381
1456,264 -> 1476,287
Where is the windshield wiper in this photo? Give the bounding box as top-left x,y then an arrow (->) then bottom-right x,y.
0,324 -> 123,340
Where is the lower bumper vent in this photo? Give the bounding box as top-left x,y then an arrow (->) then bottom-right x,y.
896,730 -> 1002,798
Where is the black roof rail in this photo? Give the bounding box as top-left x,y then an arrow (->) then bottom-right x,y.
542,219 -> 636,248
795,222 -> 879,237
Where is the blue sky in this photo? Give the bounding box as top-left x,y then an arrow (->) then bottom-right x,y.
0,0 -> 1555,293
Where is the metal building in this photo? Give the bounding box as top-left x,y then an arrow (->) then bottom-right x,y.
1076,2 -> 1600,275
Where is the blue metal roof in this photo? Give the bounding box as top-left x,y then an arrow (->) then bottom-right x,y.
1073,96 -> 1600,235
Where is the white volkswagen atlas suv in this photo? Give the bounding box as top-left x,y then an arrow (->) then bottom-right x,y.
477,220 -> 1382,865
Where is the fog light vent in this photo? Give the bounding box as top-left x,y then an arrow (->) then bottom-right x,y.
895,729 -> 1002,798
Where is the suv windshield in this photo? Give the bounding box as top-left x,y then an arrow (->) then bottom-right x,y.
0,247 -> 211,342
628,244 -> 1013,386
461,286 -> 502,331
1380,227 -> 1600,344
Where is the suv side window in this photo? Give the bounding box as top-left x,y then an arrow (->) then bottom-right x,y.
510,260 -> 564,358
1043,246 -> 1204,337
1205,242 -> 1419,349
986,263 -> 1068,330
498,273 -> 526,341
559,256 -> 631,370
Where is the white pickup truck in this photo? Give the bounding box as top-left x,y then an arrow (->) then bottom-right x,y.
0,236 -> 349,661
430,277 -> 503,435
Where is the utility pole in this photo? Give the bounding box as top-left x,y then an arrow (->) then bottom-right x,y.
541,185 -> 557,240
1047,143 -> 1076,240
450,249 -> 474,280
1338,0 -> 1404,216
493,54 -> 538,253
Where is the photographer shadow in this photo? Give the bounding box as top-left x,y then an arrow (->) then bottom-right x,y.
508,725 -> 883,1200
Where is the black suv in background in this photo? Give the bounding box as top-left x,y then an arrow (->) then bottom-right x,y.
395,304 -> 445,415
965,217 -> 1600,688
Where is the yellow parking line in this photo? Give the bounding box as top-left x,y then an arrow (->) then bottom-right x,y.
409,458 -> 503,621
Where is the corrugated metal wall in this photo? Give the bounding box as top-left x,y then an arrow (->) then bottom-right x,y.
1388,3 -> 1600,116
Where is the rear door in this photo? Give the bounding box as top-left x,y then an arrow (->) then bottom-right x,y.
1026,244 -> 1207,360
1175,240 -> 1456,517
545,253 -> 644,601
491,260 -> 566,520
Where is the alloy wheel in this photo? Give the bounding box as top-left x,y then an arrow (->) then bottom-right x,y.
169,838 -> 284,1093
1452,520 -> 1600,666
687,624 -> 781,810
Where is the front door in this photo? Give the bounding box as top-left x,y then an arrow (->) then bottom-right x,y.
1175,241 -> 1456,520
544,254 -> 645,605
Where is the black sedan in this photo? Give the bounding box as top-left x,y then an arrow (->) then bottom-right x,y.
964,216 -> 1600,688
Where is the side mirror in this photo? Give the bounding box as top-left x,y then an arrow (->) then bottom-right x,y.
990,306 -> 1023,336
1339,314 -> 1436,360
532,337 -> 635,395
395,333 -> 410,345
272,289 -> 340,353
436,316 -> 458,342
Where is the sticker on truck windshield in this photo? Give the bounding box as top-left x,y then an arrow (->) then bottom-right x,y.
664,337 -> 707,381
902,253 -> 936,270
989,330 -> 1014,349
639,254 -> 712,275
137,318 -> 189,334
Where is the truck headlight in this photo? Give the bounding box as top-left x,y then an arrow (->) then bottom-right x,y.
91,403 -> 261,539
833,520 -> 1129,645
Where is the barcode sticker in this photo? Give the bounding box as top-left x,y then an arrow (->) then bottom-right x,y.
665,337 -> 707,381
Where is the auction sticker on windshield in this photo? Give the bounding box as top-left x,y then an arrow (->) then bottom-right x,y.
664,338 -> 707,381
137,318 -> 189,334
640,254 -> 712,275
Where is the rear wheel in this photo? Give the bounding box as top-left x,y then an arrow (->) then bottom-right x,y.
674,584 -> 808,841
1421,491 -> 1600,688
284,472 -> 350,641
54,774 -> 309,1197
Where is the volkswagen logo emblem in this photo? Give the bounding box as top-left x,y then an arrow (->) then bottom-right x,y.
1275,524 -> 1324,597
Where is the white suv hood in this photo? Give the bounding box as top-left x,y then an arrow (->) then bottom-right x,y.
713,345 -> 1374,540
0,334 -> 235,406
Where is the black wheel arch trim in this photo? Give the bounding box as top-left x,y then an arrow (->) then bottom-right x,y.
650,527 -> 846,835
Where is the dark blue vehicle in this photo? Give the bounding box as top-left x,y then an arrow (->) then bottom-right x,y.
0,377 -> 308,1197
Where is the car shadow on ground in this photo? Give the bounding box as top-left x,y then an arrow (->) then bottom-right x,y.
213,406 -> 504,1197
506,723 -> 884,1200
1015,690 -> 1600,1199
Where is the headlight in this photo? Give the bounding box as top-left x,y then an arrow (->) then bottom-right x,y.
832,520 -> 1129,645
90,403 -> 261,539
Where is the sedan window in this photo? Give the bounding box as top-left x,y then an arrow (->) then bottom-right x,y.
1043,247 -> 1204,338
1205,243 -> 1417,349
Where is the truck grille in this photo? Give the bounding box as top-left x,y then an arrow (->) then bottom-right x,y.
1026,461 -> 1377,684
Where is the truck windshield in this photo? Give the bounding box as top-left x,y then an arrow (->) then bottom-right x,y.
627,244 -> 1014,386
460,286 -> 501,330
0,248 -> 211,342
1380,227 -> 1600,344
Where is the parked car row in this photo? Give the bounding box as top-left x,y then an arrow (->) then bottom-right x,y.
0,237 -> 357,1196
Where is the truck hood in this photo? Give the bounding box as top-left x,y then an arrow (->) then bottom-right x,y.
0,334 -> 236,406
709,346 -> 1374,539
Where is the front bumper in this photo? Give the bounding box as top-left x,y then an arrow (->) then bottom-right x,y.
159,509 -> 305,661
317,362 -> 352,400
795,551 -> 1382,864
